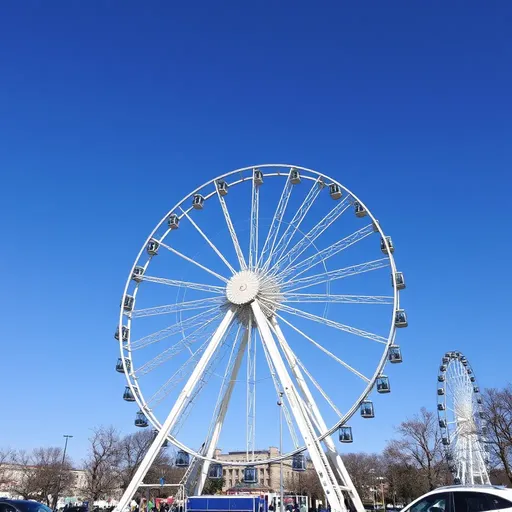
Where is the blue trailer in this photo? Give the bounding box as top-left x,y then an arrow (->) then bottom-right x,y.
187,495 -> 267,512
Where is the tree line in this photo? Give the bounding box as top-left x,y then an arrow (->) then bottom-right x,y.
2,385 -> 512,507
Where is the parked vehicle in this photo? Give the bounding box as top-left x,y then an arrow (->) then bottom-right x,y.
400,485 -> 512,512
0,500 -> 53,512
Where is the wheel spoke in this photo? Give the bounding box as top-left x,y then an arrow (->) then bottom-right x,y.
280,224 -> 374,281
131,296 -> 224,318
170,321 -> 238,433
272,195 -> 351,273
258,168 -> 294,271
283,292 -> 393,305
179,207 -> 237,275
135,315 -> 222,376
276,314 -> 371,383
274,302 -> 388,344
249,169 -> 260,270
269,177 -> 323,270
267,319 -> 342,416
141,275 -> 225,294
216,183 -> 247,269
160,241 -> 229,283
130,306 -> 219,350
148,315 -> 236,410
259,332 -> 300,449
282,258 -> 389,292
147,337 -> 211,407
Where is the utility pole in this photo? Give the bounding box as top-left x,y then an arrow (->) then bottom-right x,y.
278,392 -> 284,512
54,435 -> 73,510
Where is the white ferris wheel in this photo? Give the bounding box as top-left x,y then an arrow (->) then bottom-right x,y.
114,164 -> 408,512
437,351 -> 490,485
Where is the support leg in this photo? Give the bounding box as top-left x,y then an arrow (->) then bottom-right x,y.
114,308 -> 236,512
251,301 -> 346,512
193,329 -> 250,495
271,319 -> 365,512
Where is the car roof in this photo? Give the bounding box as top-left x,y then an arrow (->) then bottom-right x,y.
430,485 -> 512,497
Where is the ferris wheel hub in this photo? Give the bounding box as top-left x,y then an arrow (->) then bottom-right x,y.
226,270 -> 260,305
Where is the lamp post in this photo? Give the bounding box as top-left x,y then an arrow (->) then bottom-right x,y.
54,435 -> 73,510
278,392 -> 284,512
376,477 -> 385,510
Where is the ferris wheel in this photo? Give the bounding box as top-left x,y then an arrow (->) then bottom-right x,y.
437,351 -> 490,485
114,164 -> 407,512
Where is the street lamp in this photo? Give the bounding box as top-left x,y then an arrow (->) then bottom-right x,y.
54,435 -> 73,510
278,392 -> 284,512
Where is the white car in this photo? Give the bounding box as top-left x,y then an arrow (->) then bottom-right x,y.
401,486 -> 512,512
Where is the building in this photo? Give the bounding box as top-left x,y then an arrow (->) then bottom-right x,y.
213,447 -> 311,493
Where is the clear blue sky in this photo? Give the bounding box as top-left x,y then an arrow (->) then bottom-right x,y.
1,2 -> 511,466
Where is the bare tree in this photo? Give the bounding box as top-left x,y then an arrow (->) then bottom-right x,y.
342,453 -> 384,504
482,386 -> 512,484
0,448 -> 14,488
119,430 -> 181,491
10,448 -> 73,505
285,465 -> 324,505
387,407 -> 445,491
82,426 -> 122,506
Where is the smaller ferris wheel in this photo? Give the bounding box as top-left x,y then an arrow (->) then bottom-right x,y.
437,351 -> 490,485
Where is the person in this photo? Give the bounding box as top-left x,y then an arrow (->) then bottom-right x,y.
130,500 -> 137,512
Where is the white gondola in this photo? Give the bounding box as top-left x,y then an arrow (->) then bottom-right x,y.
438,403 -> 445,411
393,271 -> 406,290
339,426 -> 353,443
439,419 -> 447,428
442,437 -> 450,446
376,375 -> 390,394
292,454 -> 306,471
438,375 -> 445,382
470,376 -> 476,383
208,463 -> 223,480
132,266 -> 144,283
243,467 -> 258,484
354,201 -> 367,218
467,368 -> 473,375
135,411 -> 148,428
329,183 -> 342,200
254,169 -> 263,185
176,450 -> 190,467
360,400 -> 374,418
477,397 -> 483,405
372,220 -> 379,232
474,386 -> 480,393
192,194 -> 205,210
290,169 -> 301,184
442,356 -> 450,364
116,357 -> 131,373
440,365 -> 447,372
438,388 -> 445,396
216,180 -> 229,196
122,295 -> 134,312
395,309 -> 408,328
381,236 -> 395,254
123,386 -> 135,402
115,325 -> 129,341
388,345 -> 402,363
147,240 -> 159,256
167,214 -> 180,229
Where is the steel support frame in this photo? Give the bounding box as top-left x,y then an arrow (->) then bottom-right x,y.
271,319 -> 365,512
114,308 -> 236,512
193,329 -> 250,495
251,301 -> 346,512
